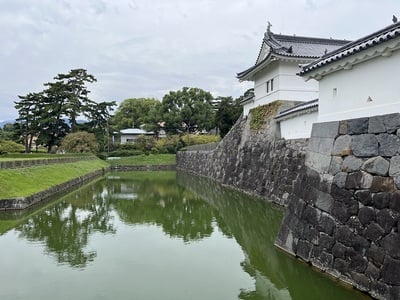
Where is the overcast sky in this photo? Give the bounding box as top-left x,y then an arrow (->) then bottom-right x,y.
0,0 -> 398,121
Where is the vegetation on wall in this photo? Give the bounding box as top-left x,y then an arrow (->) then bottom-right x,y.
249,101 -> 282,130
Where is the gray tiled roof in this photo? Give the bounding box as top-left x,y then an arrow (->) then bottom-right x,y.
275,99 -> 318,120
237,26 -> 349,80
300,21 -> 400,76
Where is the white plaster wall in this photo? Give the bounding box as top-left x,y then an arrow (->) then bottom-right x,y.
318,50 -> 400,122
279,111 -> 318,139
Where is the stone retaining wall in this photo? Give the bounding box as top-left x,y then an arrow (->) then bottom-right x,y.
275,114 -> 400,300
0,156 -> 96,169
177,114 -> 308,206
0,167 -> 110,210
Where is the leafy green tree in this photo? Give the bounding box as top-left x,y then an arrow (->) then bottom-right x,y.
14,69 -> 115,153
60,131 -> 99,153
14,92 -> 43,152
161,87 -> 215,133
110,98 -> 161,131
52,68 -> 97,132
215,96 -> 242,138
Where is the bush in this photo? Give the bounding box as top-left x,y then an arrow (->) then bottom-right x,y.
60,131 -> 99,153
0,140 -> 25,154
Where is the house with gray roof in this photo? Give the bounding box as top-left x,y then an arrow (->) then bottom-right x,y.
299,20 -> 400,122
120,128 -> 154,144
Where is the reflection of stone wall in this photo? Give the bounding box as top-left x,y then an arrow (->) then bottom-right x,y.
177,114 -> 308,206
276,115 -> 400,300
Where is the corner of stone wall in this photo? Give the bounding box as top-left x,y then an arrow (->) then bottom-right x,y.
276,113 -> 400,300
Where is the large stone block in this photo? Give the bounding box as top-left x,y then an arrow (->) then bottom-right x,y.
354,190 -> 372,205
369,115 -> 386,133
389,156 -> 400,176
361,156 -> 389,176
378,133 -> 400,157
315,190 -> 334,213
348,254 -> 368,273
389,191 -> 400,213
311,121 -> 339,138
367,243 -> 386,267
305,151 -> 332,173
296,239 -> 313,261
381,232 -> 400,259
317,213 -> 336,236
350,272 -> 370,292
332,135 -> 352,156
329,156 -> 343,175
365,262 -> 380,280
347,117 -> 369,134
342,155 -> 364,172
370,176 -> 395,193
333,258 -> 350,276
351,134 -> 379,157
302,205 -> 321,226
335,225 -> 354,247
372,192 -> 390,209
319,233 -> 335,250
332,201 -> 351,223
382,113 -> 400,133
377,208 -> 398,234
358,206 -> 376,226
333,172 -> 347,188
364,222 -> 385,242
382,256 -> 400,285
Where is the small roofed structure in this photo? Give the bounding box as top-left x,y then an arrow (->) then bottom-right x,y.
299,20 -> 400,122
120,128 -> 154,144
237,22 -> 349,116
275,99 -> 319,139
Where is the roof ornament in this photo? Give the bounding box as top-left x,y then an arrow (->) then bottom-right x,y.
267,21 -> 272,33
324,48 -> 328,55
393,15 -> 398,23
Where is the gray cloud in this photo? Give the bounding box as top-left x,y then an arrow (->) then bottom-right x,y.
0,0 -> 398,121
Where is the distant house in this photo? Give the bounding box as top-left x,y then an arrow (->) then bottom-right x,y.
300,21 -> 400,122
120,128 -> 154,144
237,23 -> 348,117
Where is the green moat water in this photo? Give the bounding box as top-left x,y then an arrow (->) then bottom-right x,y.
0,171 -> 369,300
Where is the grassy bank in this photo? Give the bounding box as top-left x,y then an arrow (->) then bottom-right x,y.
107,154 -> 176,166
0,158 -> 108,199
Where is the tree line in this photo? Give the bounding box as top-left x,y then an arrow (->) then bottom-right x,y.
1,68 -> 251,154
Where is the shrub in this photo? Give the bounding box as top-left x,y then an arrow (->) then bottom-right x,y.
0,140 -> 25,154
60,131 -> 99,153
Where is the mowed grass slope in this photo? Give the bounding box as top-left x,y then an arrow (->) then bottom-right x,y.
0,158 -> 109,199
107,154 -> 176,166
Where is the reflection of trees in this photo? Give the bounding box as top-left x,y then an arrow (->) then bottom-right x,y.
106,172 -> 215,242
15,180 -> 116,268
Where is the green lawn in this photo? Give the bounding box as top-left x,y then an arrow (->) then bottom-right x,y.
107,154 -> 176,166
0,159 -> 108,199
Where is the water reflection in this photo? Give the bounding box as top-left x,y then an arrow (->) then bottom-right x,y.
0,171 -> 368,300
107,172 -> 214,242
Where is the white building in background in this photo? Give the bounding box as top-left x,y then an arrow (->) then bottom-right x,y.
120,128 -> 154,144
237,23 -> 348,117
300,21 -> 400,122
